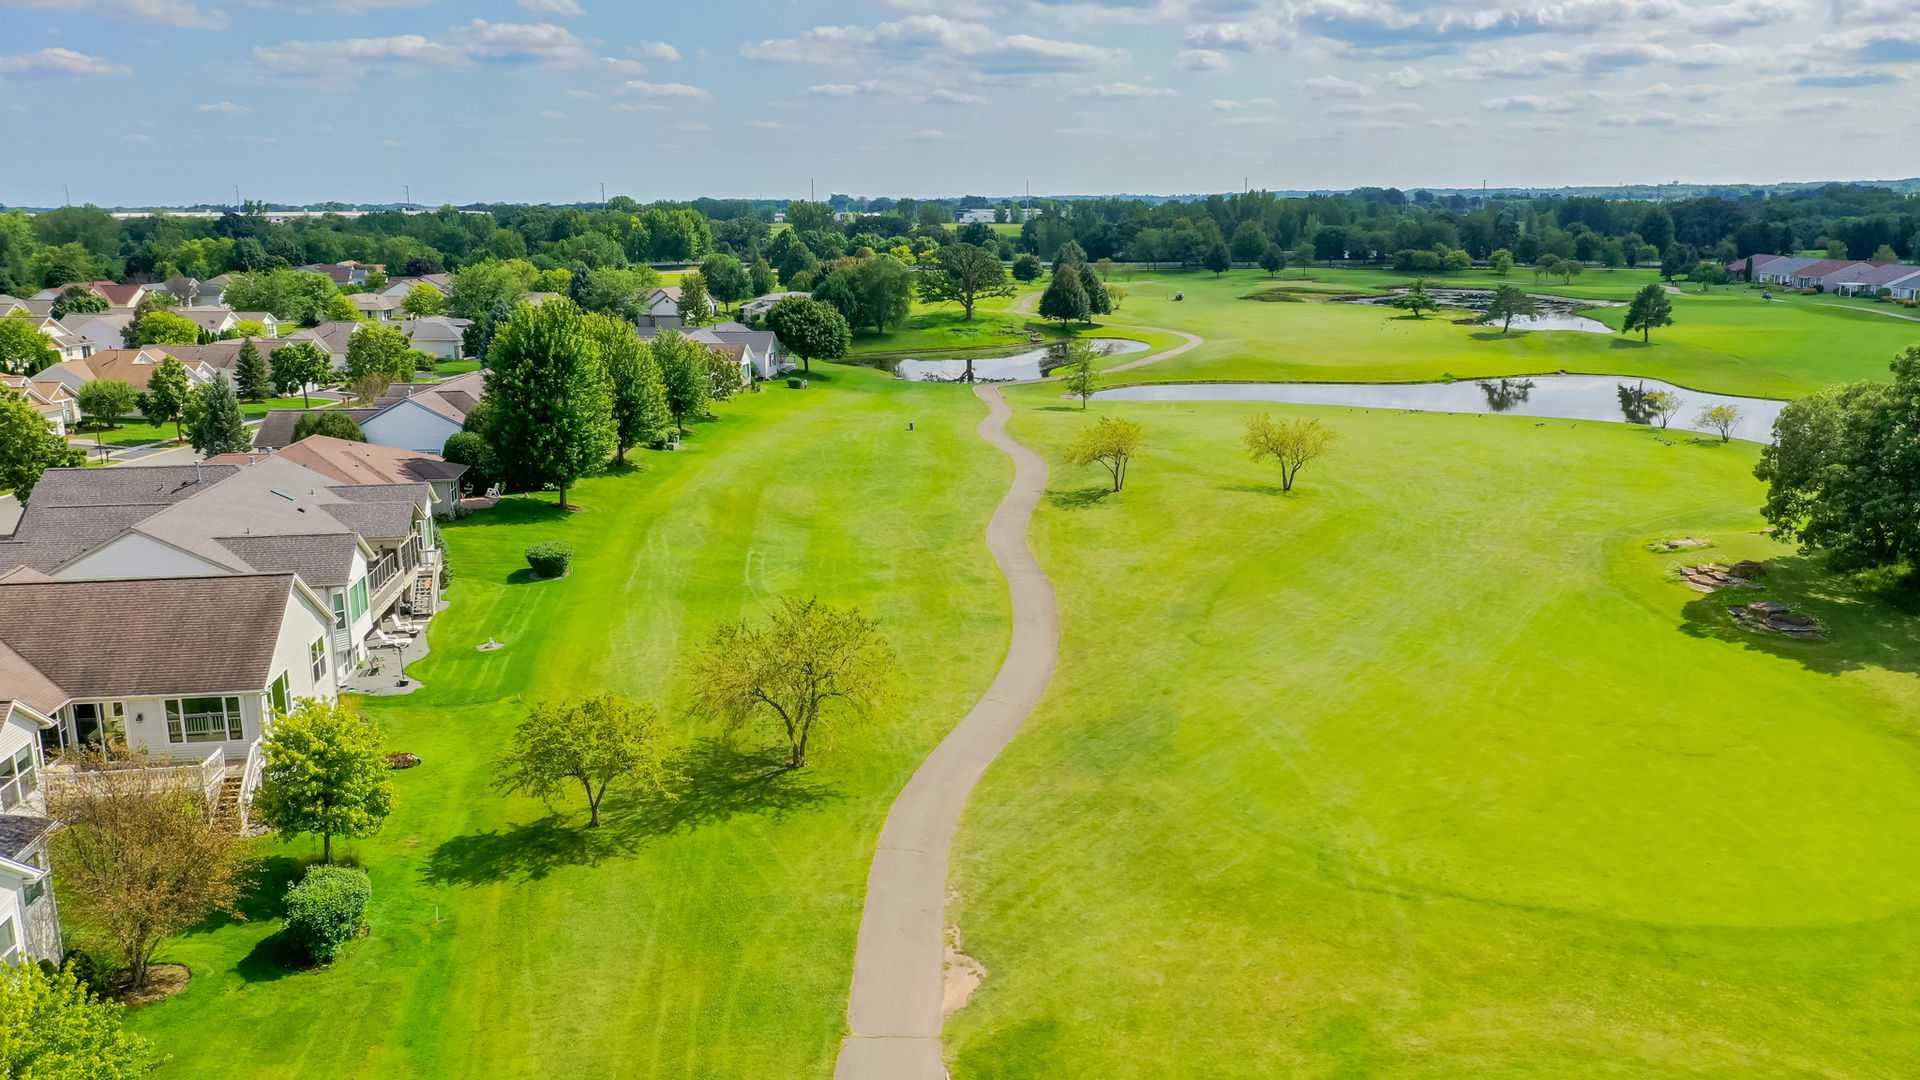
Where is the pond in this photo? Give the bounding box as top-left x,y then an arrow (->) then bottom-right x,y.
1339,287 -> 1616,334
1092,375 -> 1787,443
896,338 -> 1151,382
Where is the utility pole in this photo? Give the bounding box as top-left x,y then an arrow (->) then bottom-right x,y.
234,184 -> 240,212
404,184 -> 411,210
600,182 -> 605,206
63,184 -> 70,207
810,178 -> 814,203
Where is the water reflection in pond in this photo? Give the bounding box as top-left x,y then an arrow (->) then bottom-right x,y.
1093,375 -> 1786,442
896,338 -> 1150,382
1340,288 -> 1617,334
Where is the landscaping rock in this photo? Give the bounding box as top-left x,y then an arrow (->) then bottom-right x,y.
1783,629 -> 1825,640
1748,600 -> 1790,615
1769,614 -> 1814,627
1728,560 -> 1765,579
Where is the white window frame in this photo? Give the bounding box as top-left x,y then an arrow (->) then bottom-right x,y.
165,697 -> 245,744
310,637 -> 327,684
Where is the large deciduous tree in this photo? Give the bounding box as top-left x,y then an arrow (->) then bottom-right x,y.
916,243 -> 1015,321
0,385 -> 85,501
76,378 -> 138,431
493,694 -> 674,827
480,298 -> 616,509
0,316 -> 57,376
766,295 -> 850,373
401,283 -> 447,318
1622,283 -> 1674,342
700,253 -> 751,313
587,312 -> 669,463
447,262 -> 526,320
129,310 -> 199,347
853,254 -> 914,331
1390,279 -> 1439,319
1065,415 -> 1145,492
49,285 -> 108,319
1037,266 -> 1090,327
49,758 -> 257,989
291,410 -> 366,443
1242,413 -> 1341,491
691,596 -> 896,770
254,698 -> 394,865
653,329 -> 710,435
344,323 -> 413,383
675,272 -> 712,327
140,355 -> 193,440
270,339 -> 332,407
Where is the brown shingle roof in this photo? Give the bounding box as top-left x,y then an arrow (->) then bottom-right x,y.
0,575 -> 298,697
208,436 -> 466,486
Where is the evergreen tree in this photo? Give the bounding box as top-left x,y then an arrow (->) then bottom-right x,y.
1203,242 -> 1232,276
653,330 -> 710,435
1037,266 -> 1091,327
234,337 -> 269,402
463,297 -> 515,367
193,373 -> 251,456
587,313 -> 669,463
1622,283 -> 1675,342
479,298 -> 615,510
1079,265 -> 1111,316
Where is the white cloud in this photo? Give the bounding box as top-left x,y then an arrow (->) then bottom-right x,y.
1184,15 -> 1294,52
1070,82 -> 1177,98
902,128 -> 949,139
446,21 -> 599,67
1424,117 -> 1474,127
243,35 -> 470,80
1598,109 -> 1679,125
635,40 -> 680,61
1831,0 -> 1906,22
749,119 -> 797,129
807,80 -> 907,97
677,122 -> 709,130
0,46 -> 130,80
1211,97 -> 1275,109
1777,95 -> 1871,112
1211,115 -> 1277,125
742,15 -> 1123,75
197,100 -> 247,111
121,132 -> 153,141
1346,119 -> 1406,131
516,0 -> 584,14
613,79 -> 712,99
380,138 -> 404,144
1479,93 -> 1584,112
1443,41 -> 1757,81
0,0 -> 224,30
246,0 -> 436,15
564,88 -> 599,99
925,88 -> 987,103
1383,66 -> 1424,88
1327,100 -> 1418,114
1298,75 -> 1373,98
1173,48 -> 1230,71
611,102 -> 666,112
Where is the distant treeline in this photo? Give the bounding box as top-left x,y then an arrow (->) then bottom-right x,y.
3,183 -> 1915,296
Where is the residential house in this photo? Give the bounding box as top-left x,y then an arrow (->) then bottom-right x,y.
640,286 -> 716,329
1783,259 -> 1867,289
956,208 -> 998,224
642,322 -> 785,380
152,276 -> 220,308
1885,270 -> 1920,300
257,370 -> 484,455
352,293 -> 407,321
206,436 -> 470,512
376,274 -> 454,298
58,310 -> 136,351
0,459 -> 441,678
1725,254 -> 1788,281
0,376 -> 78,436
393,316 -> 469,360
1750,256 -> 1819,285
740,291 -> 808,322
1833,262 -> 1919,296
0,295 -> 33,317
299,262 -> 369,286
0,691 -> 59,965
32,348 -> 219,394
18,316 -> 95,362
285,321 -> 362,370
30,281 -> 149,308
176,307 -> 282,337
146,338 -> 308,381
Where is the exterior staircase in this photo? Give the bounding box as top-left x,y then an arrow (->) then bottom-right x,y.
211,774 -> 244,831
410,570 -> 435,614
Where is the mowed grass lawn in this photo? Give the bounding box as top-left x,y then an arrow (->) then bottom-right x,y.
945,388 -> 1920,1076
1100,268 -> 1920,398
122,365 -> 1012,1079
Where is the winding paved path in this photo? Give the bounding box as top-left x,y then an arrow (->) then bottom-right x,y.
834,321 -> 1209,1078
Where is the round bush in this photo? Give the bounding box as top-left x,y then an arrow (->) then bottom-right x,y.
285,865 -> 371,963
787,377 -> 805,389
525,541 -> 573,579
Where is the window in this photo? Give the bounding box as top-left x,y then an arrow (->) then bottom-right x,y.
165,697 -> 244,744
21,851 -> 44,907
310,638 -> 327,684
0,747 -> 31,811
270,672 -> 290,717
331,591 -> 347,630
349,579 -> 369,622
0,918 -> 16,964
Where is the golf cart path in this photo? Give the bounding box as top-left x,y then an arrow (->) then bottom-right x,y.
833,382 -> 1061,1079
1012,285 -> 1206,374
835,323 -> 1208,1077
1814,302 -> 1920,323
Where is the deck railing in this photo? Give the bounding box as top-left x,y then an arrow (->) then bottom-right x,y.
237,739 -> 267,829
44,747 -> 226,810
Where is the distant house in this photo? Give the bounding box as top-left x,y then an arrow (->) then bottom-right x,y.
0,295 -> 32,317
0,375 -> 78,437
207,435 -> 470,512
284,321 -> 362,370
352,293 -> 407,321
58,310 -> 135,351
1833,262 -> 1918,296
299,262 -> 369,286
32,348 -> 219,394
740,291 -> 808,322
640,286 -> 715,328
1725,254 -> 1788,282
392,316 -> 470,360
376,274 -> 453,298
146,337 -> 307,380
1885,270 -> 1920,300
1784,259 -> 1866,289
956,208 -> 997,224
1751,256 -> 1820,285
643,321 -> 785,380
30,281 -> 148,308
258,370 -> 485,455
152,276 -> 220,308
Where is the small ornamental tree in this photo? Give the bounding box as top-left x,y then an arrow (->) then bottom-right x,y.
1489,249 -> 1515,276
234,337 -> 269,402
140,356 -> 193,440
323,293 -> 365,323
271,339 -> 333,407
0,958 -> 157,1079
1203,242 -> 1232,276
0,316 -> 58,376
291,410 -> 366,443
1059,338 -> 1101,409
49,285 -> 109,319
192,373 -> 252,456
1643,389 -> 1684,428
1242,413 -> 1341,491
493,694 -> 674,826
690,597 -> 896,770
254,698 -> 395,864
0,385 -> 86,502
1481,284 -> 1540,332
1390,279 -> 1440,319
765,296 -> 851,373
284,865 -> 372,963
1037,266 -> 1090,327
1258,245 -> 1285,276
1065,415 -> 1145,492
401,283 -> 447,318
1623,283 -> 1675,342
1694,403 -> 1740,442
76,378 -> 138,431
480,298 -> 616,510
1011,253 -> 1042,282
676,272 -> 712,327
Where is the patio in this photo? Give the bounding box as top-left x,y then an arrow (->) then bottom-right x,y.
342,619 -> 434,697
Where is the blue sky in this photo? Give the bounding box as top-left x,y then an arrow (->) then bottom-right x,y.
1,0 -> 1916,207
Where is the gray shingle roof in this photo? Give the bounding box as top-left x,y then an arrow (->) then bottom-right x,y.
0,815 -> 53,861
256,408 -> 380,449
318,498 -> 419,540
0,575 -> 299,697
217,533 -> 360,586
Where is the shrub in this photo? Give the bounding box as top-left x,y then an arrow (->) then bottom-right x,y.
291,410 -> 366,443
786,377 -> 805,389
284,865 -> 371,963
441,430 -> 489,494
525,541 -> 573,579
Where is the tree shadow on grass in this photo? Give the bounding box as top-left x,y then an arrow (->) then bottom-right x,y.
1608,338 -> 1653,349
1218,483 -> 1290,497
421,814 -> 632,887
1675,552 -> 1920,679
610,739 -> 842,837
1035,405 -> 1086,413
236,931 -> 300,984
1048,487 -> 1113,510
1468,329 -> 1528,340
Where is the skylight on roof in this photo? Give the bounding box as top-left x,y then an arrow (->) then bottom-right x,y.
270,489 -> 295,501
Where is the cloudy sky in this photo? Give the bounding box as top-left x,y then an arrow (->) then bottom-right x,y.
0,0 -> 1914,206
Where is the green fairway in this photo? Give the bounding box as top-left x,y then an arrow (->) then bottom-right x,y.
845,293 -> 1182,363
943,387 -> 1920,1076
121,367 -> 1012,1079
1100,269 -> 1920,398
